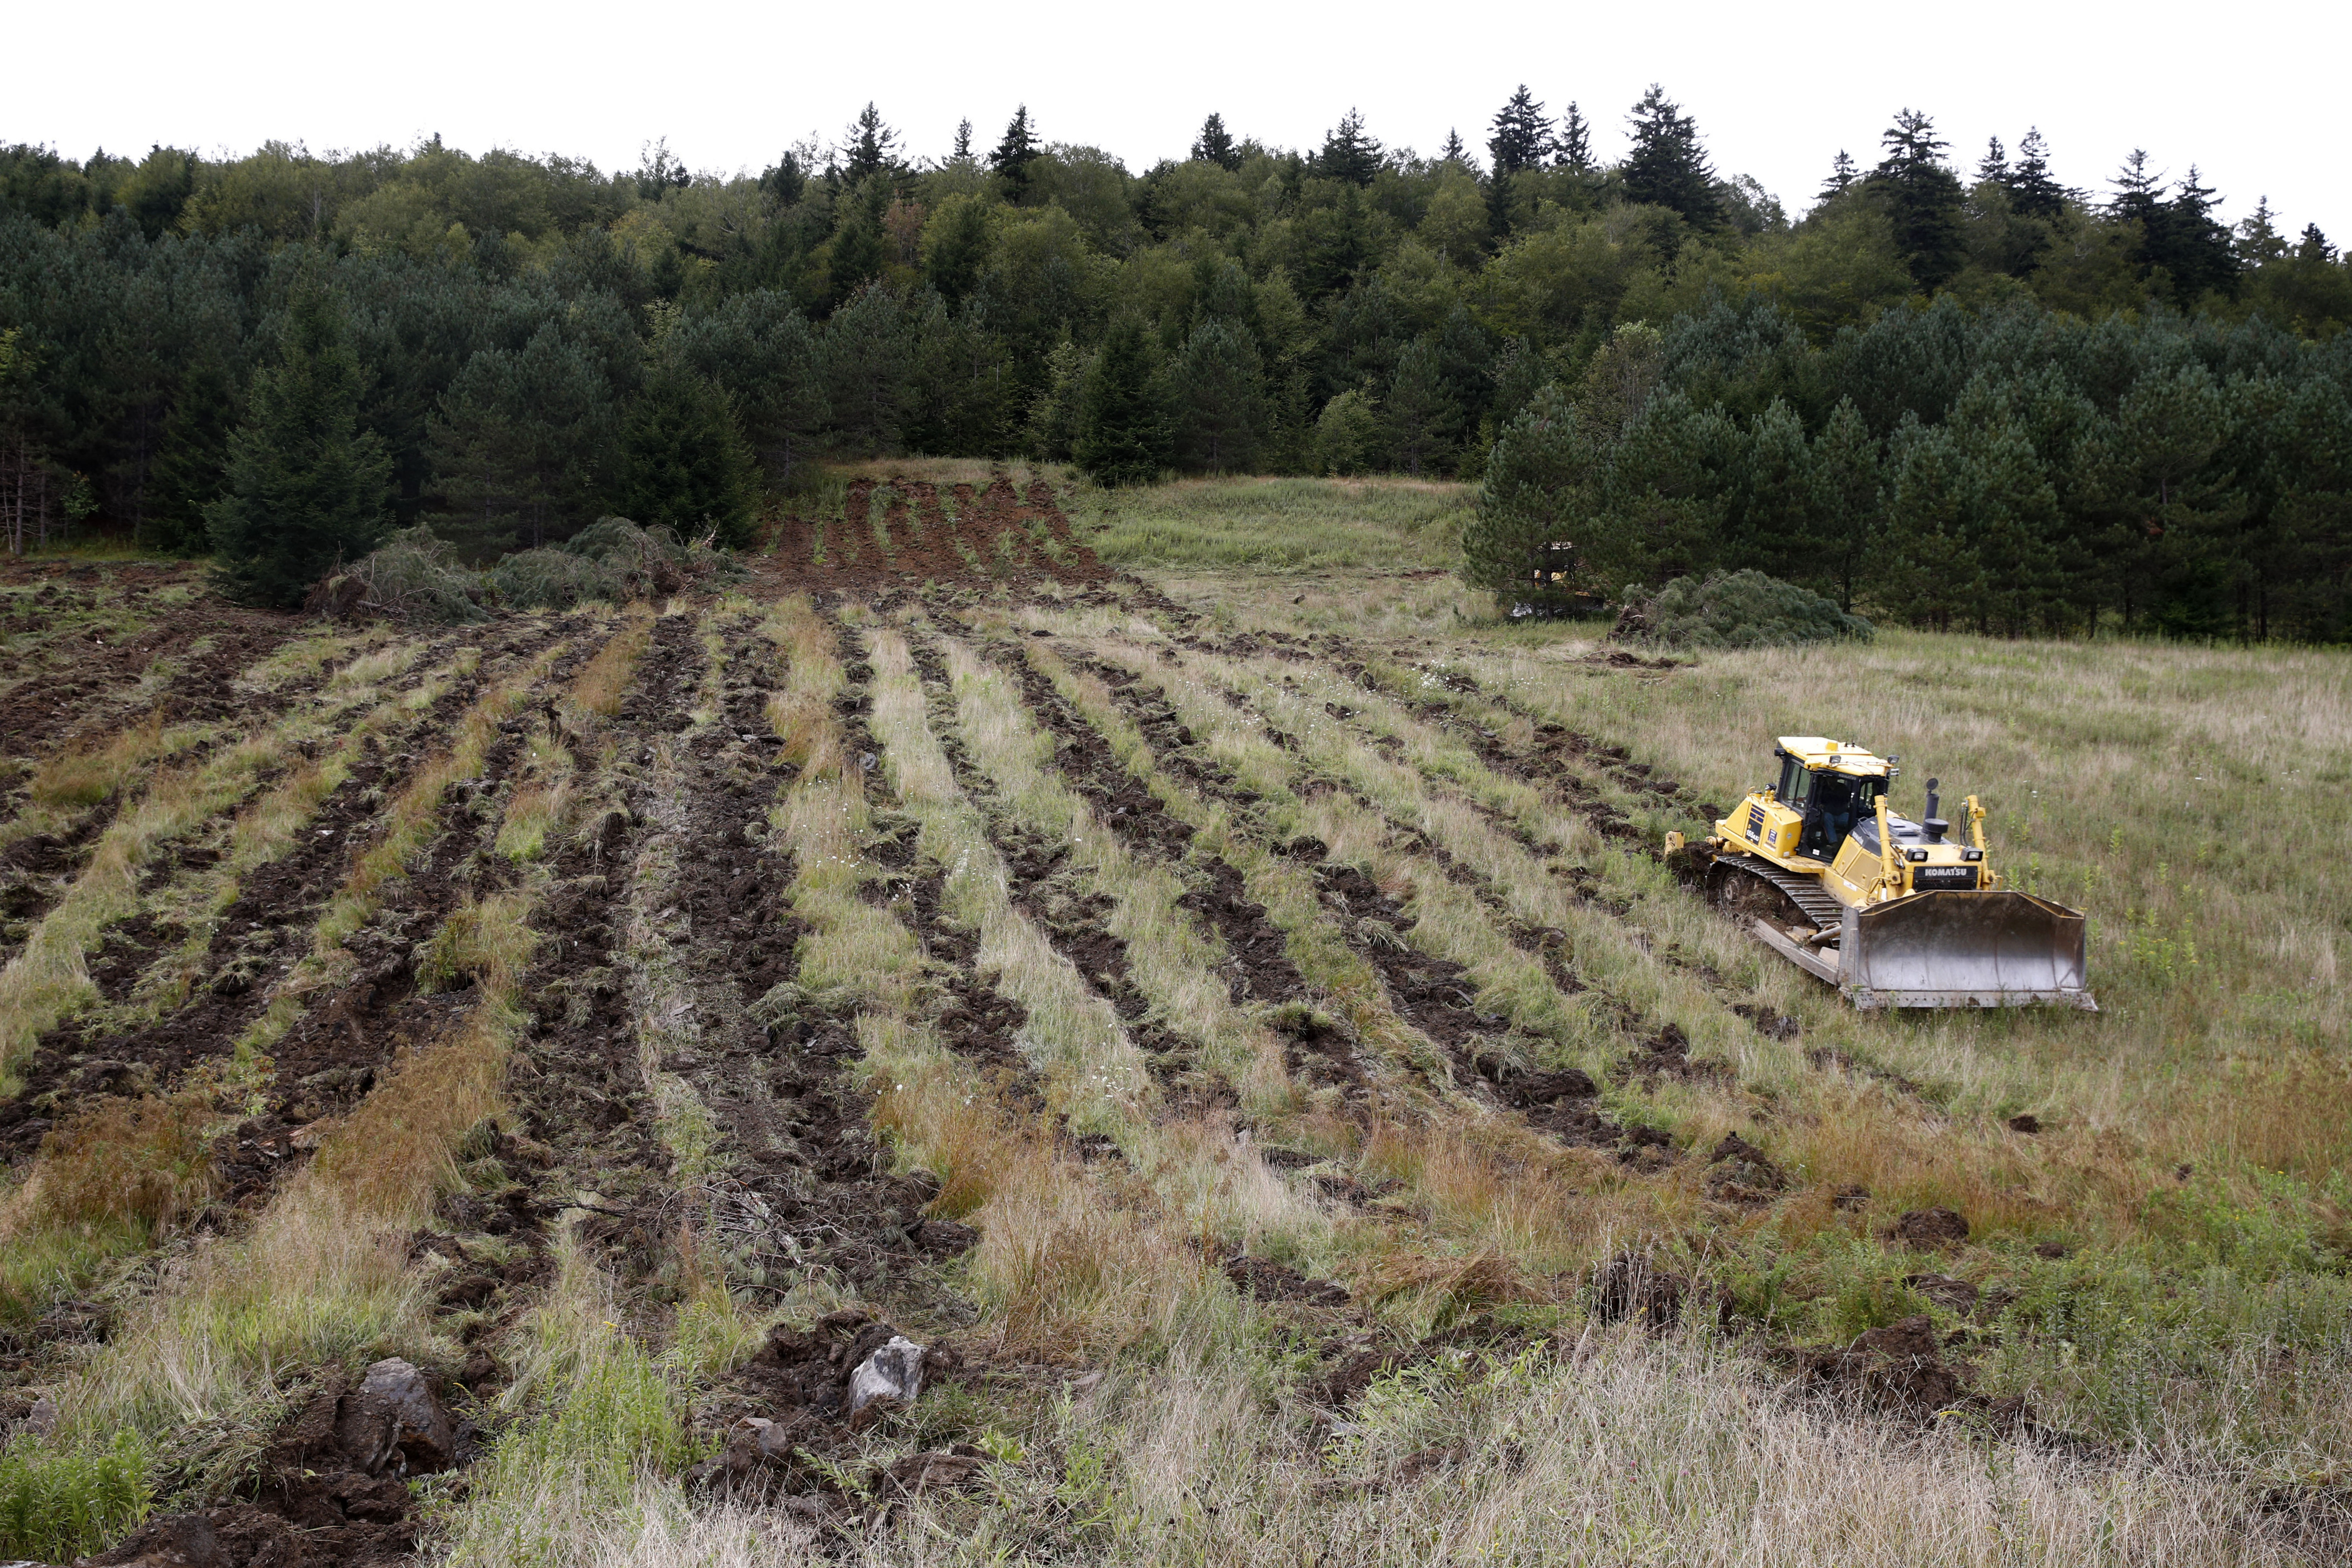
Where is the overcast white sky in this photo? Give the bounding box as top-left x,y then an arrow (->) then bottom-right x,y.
17,0 -> 2348,243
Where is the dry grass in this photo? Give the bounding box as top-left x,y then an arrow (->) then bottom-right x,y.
571,607 -> 652,719
0,1084 -> 216,1235
416,890 -> 538,996
25,712 -> 170,808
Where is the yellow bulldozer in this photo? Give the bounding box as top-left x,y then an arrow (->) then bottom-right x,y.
1671,736 -> 2096,1010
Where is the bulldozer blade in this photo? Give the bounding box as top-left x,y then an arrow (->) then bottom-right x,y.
1838,890 -> 2096,1010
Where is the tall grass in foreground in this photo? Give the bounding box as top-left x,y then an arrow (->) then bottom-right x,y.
855,1328 -> 2311,1568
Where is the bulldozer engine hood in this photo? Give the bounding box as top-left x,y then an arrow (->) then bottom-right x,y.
1849,814 -> 1934,855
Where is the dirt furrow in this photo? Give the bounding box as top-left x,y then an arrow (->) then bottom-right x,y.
0,581 -> 301,762
834,612 -> 1061,1105
0,633 -> 440,971
1053,636 -> 1674,1152
0,622 -> 581,1168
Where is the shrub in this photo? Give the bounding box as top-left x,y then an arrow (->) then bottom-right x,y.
485,547 -> 624,612
315,524 -> 487,624
313,515 -> 739,624
1612,569 -> 1872,650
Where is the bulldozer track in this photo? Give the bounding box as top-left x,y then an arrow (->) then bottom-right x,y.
1713,853 -> 1847,933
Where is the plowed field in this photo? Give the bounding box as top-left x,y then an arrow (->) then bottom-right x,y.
3,474 -> 2348,1567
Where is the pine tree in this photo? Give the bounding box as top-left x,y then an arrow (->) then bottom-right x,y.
2299,223 -> 2335,263
206,286 -> 391,607
827,187 -> 886,305
952,119 -> 973,160
1975,137 -> 2009,186
1620,85 -> 1720,230
2160,165 -> 2239,299
990,105 -> 1041,199
1439,129 -> 1471,169
2235,196 -> 2287,266
1810,397 -> 1882,611
140,361 -> 235,554
1554,102 -> 1592,172
1384,338 -> 1462,477
1817,150 -> 1858,204
1462,384 -> 1594,604
1191,113 -> 1241,171
1871,109 -> 1965,291
1074,316 -> 1169,485
430,323 -> 620,550
2006,129 -> 2067,218
1170,318 -> 1266,473
1487,88 -> 1551,179
610,363 -> 759,547
2106,149 -> 2166,229
842,104 -> 902,185
1313,109 -> 1383,187
759,150 -> 807,205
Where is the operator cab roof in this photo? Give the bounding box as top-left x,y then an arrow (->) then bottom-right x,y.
1776,736 -> 1893,778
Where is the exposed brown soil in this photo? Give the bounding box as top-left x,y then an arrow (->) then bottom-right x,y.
767,474 -> 1114,597
0,573 -> 302,761
1,619 -> 577,1170
87,1361 -> 466,1566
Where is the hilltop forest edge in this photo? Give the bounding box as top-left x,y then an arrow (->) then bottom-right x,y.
3,90 -> 2350,639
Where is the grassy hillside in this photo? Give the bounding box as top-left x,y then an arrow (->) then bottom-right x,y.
0,478 -> 2347,1566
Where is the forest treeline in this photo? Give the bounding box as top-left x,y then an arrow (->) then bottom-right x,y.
1469,299 -> 2352,640
2,90 -> 2349,626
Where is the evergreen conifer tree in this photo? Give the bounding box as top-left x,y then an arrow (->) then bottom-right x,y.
1975,137 -> 2009,186
1191,113 -> 1241,171
206,286 -> 391,607
952,119 -> 973,160
1384,338 -> 1462,477
430,322 -> 619,550
1818,150 -> 1857,204
1313,110 -> 1383,186
1439,129 -> 1471,168
1074,316 -> 1169,485
990,105 -> 1040,199
842,105 -> 902,185
2106,150 -> 2166,229
759,151 -> 807,205
2159,166 -> 2239,299
2006,129 -> 2067,218
1621,85 -> 1720,230
1553,103 -> 1592,172
1170,318 -> 1266,473
1871,109 -> 1965,291
610,363 -> 759,547
2235,197 -> 2287,266
1809,397 -> 1882,611
140,361 -> 235,554
1486,88 -> 1550,178
1462,383 -> 1593,603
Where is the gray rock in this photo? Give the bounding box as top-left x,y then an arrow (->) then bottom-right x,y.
334,1357 -> 455,1477
847,1335 -> 926,1415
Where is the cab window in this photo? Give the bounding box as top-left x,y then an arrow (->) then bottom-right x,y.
1776,758 -> 1814,807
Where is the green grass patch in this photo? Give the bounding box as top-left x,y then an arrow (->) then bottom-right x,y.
0,1432 -> 153,1562
1073,475 -> 1471,572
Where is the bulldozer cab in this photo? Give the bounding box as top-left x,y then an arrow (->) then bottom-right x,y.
1774,752 -> 1883,861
